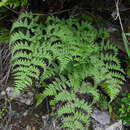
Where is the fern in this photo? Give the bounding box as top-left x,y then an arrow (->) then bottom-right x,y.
43,51 -> 124,129
42,16 -> 124,129
99,40 -> 125,101
0,28 -> 10,43
44,75 -> 93,130
10,12 -> 56,92
44,16 -> 98,71
10,12 -> 125,129
0,0 -> 28,8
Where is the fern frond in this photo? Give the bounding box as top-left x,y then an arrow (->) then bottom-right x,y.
0,28 -> 10,43
10,12 -> 55,91
0,0 -> 28,8
74,98 -> 92,114
44,75 -> 93,130
11,42 -> 33,54
10,31 -> 32,43
58,104 -> 75,116
98,40 -> 125,101
55,91 -> 75,102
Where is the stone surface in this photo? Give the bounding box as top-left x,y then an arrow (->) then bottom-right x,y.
91,109 -> 111,125
1,87 -> 20,98
93,126 -> 104,130
91,109 -> 123,130
19,92 -> 34,105
92,118 -> 123,130
91,118 -> 109,130
0,87 -> 34,105
105,120 -> 123,130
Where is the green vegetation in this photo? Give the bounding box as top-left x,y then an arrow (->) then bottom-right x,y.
1,0 -> 130,129
118,93 -> 130,125
122,32 -> 130,59
9,12 -> 125,129
0,106 -> 7,120
0,0 -> 28,8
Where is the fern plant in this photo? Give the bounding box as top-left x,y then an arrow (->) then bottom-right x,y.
44,75 -> 94,130
99,39 -> 125,101
43,63 -> 101,129
42,17 -> 125,101
44,16 -> 98,71
0,28 -> 10,43
43,41 -> 125,129
10,12 -> 57,92
0,0 -> 28,8
10,12 -> 125,129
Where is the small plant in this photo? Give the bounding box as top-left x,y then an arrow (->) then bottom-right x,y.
0,0 -> 28,8
0,106 -> 8,120
10,12 -> 125,129
0,28 -> 10,43
122,32 -> 130,59
118,93 -> 130,126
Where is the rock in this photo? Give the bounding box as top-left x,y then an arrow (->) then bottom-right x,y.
41,115 -> 61,130
92,119 -> 123,130
91,118 -> 109,130
26,125 -> 36,130
0,87 -> 34,105
1,87 -> 20,98
93,126 -> 104,130
23,110 -> 29,117
19,92 -> 34,105
91,109 -> 111,125
105,120 -> 123,130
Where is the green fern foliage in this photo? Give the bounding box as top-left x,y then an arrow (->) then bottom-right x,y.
10,12 -> 125,129
10,12 -> 56,92
99,40 -> 125,101
44,16 -> 98,71
0,28 -> 10,43
43,72 -> 99,130
42,16 -> 125,101
0,0 -> 28,8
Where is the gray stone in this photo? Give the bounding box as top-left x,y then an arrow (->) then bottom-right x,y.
93,126 -> 104,130
92,119 -> 123,130
23,110 -> 29,117
91,109 -> 111,125
105,120 -> 123,130
1,87 -> 20,98
0,87 -> 34,105
91,109 -> 123,130
91,118 -> 109,130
